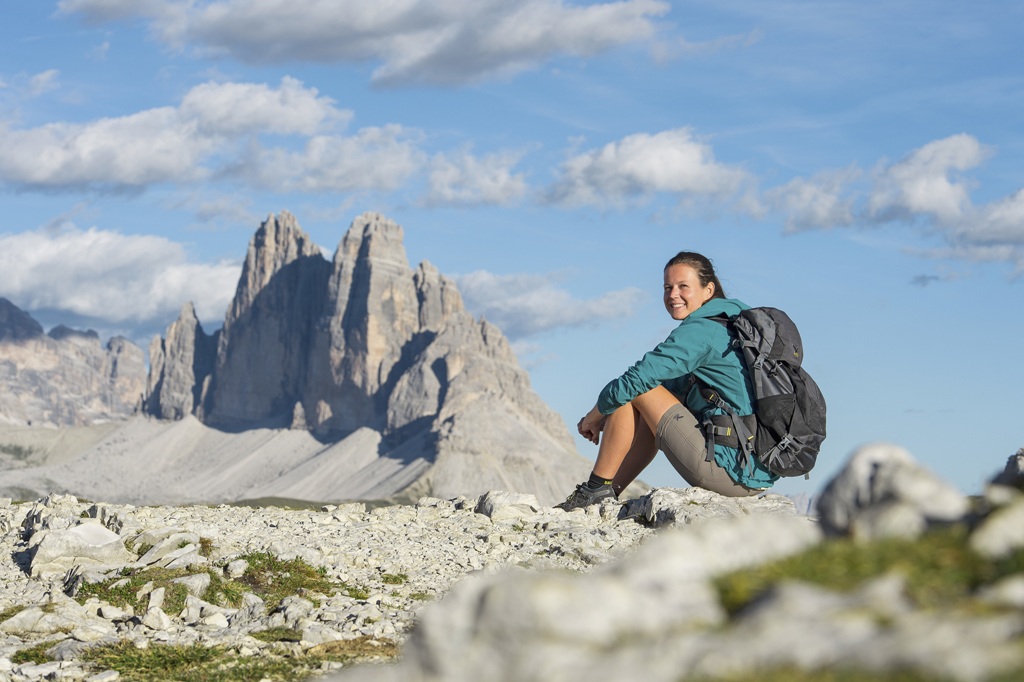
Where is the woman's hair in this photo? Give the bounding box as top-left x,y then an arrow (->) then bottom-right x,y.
664,251 -> 726,300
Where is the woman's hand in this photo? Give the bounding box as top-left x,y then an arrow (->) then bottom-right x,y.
577,405 -> 607,445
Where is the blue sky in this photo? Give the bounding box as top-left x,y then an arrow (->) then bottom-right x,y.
2,1 -> 1022,497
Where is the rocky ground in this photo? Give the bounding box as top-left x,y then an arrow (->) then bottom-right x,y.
0,443 -> 1023,682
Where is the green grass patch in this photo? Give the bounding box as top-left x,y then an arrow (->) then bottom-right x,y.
203,569 -> 248,609
342,584 -> 371,600
198,537 -> 215,557
11,641 -> 54,665
0,604 -> 26,621
251,627 -> 304,643
715,525 -> 1024,616
75,551 -> 342,614
234,552 -> 338,609
130,542 -> 154,557
307,635 -> 400,663
380,573 -> 407,585
75,567 -> 192,615
79,637 -> 399,682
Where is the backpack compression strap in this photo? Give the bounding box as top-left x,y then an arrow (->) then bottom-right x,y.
698,385 -> 756,469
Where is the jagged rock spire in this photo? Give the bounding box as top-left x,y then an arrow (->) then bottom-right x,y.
143,211 -> 590,504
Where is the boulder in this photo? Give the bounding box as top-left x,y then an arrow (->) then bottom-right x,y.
29,522 -> 135,578
815,443 -> 969,539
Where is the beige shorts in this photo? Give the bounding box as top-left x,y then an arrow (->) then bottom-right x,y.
655,403 -> 760,497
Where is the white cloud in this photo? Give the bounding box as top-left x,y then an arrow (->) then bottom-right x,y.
0,77 -> 350,191
455,270 -> 645,339
545,128 -> 749,207
245,125 -> 425,193
868,133 -> 990,224
59,0 -> 671,86
0,225 -> 240,325
424,150 -> 528,206
179,76 -> 348,136
761,134 -> 1024,273
0,108 -> 211,188
962,189 -> 1024,245
28,69 -> 60,96
764,167 -> 859,232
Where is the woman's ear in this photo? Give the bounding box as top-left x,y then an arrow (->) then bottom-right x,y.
704,281 -> 715,302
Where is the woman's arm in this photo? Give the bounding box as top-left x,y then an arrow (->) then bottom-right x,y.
597,322 -> 714,414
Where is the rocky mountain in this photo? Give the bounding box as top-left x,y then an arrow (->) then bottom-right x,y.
0,212 -> 591,506
0,299 -> 146,428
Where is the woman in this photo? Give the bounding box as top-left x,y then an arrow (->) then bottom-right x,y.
557,251 -> 777,511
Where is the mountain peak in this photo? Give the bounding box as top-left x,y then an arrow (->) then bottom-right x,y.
0,298 -> 44,342
144,211 -> 589,504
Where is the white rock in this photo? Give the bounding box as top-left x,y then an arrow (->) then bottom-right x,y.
200,612 -> 229,629
28,523 -> 134,578
141,607 -> 172,631
225,559 -> 249,579
816,443 -> 969,536
969,498 -> 1024,559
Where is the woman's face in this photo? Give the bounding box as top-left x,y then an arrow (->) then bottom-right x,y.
663,263 -> 715,321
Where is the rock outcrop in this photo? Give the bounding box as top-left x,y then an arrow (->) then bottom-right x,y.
0,212 -> 590,505
145,302 -> 217,421
0,446 -> 1021,682
140,211 -> 590,505
0,299 -> 146,427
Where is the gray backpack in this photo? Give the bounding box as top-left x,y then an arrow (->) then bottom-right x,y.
698,307 -> 827,478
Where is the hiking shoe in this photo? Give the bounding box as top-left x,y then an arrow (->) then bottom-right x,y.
555,482 -> 616,511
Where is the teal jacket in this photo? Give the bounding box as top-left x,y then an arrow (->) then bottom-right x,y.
596,297 -> 777,489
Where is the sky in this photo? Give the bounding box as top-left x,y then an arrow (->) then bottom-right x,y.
2,0 -> 1022,498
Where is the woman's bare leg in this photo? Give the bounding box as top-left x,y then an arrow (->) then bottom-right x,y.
591,386 -> 683,493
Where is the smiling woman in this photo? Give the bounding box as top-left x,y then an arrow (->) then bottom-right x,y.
557,251 -> 776,511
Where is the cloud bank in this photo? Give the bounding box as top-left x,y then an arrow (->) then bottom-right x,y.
546,128 -> 750,207
58,0 -> 671,86
0,225 -> 240,326
455,270 -> 645,339
761,134 -> 1024,272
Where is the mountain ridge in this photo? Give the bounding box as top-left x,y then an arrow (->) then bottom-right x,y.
0,211 -> 592,505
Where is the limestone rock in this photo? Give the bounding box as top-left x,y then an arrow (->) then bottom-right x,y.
28,522 -> 135,578
634,487 -> 799,528
0,211 -> 590,506
969,498 -> 1024,559
137,211 -> 590,506
145,302 -> 217,420
0,299 -> 146,427
2,456 -> 1022,682
815,442 -> 969,539
204,210 -> 331,425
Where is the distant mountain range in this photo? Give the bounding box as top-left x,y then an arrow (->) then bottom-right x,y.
0,298 -> 145,428
0,212 -> 591,505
